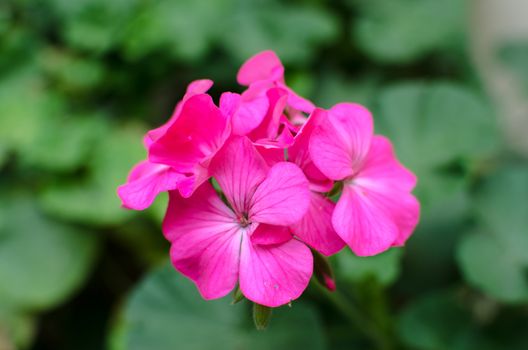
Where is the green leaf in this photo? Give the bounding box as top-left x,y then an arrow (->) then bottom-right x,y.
0,193 -> 99,310
457,165 -> 528,303
336,249 -> 402,286
498,41 -> 528,96
19,113 -> 107,172
314,73 -> 379,110
375,81 -> 499,172
0,305 -> 35,350
253,303 -> 272,330
49,0 -> 138,53
113,262 -> 327,350
39,122 -> 145,225
38,48 -> 105,92
352,0 -> 465,63
222,2 -> 337,65
397,291 -> 473,350
122,0 -> 227,61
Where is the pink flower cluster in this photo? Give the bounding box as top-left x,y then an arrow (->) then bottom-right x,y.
118,51 -> 420,307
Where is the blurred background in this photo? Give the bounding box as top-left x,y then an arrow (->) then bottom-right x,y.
1,0 -> 527,349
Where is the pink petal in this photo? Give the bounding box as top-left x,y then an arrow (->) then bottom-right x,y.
277,82 -> 315,114
144,79 -> 213,148
249,87 -> 289,142
239,235 -> 313,307
255,146 -> 285,166
163,184 -> 241,300
354,136 -> 420,247
355,136 -> 417,192
250,224 -> 292,246
149,94 -> 230,173
309,103 -> 374,181
221,92 -> 269,136
333,185 -> 399,257
250,162 -> 310,225
210,136 -> 269,215
237,50 -> 284,86
117,160 -> 187,210
291,192 -> 345,256
289,109 -> 334,191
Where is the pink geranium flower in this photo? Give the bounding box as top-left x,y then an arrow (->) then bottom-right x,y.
162,136 -> 313,307
309,103 -> 420,256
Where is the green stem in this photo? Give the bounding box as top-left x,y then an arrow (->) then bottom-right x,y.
312,281 -> 393,350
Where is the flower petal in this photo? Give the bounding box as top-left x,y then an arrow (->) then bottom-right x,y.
163,184 -> 241,300
237,50 -> 284,86
249,87 -> 289,142
210,136 -> 268,215
354,135 -> 420,246
291,192 -> 345,256
250,224 -> 292,246
355,135 -> 417,192
333,185 -> 399,257
239,236 -> 312,307
290,108 -> 333,191
117,160 -> 187,210
144,79 -> 213,148
221,92 -> 269,136
250,162 -> 310,225
149,94 -> 230,173
310,103 -> 374,180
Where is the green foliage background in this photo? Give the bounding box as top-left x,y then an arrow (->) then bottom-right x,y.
1,0 -> 527,349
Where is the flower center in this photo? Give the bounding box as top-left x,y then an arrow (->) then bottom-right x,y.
239,213 -> 251,228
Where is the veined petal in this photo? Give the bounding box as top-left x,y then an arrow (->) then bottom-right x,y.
291,192 -> 345,256
163,184 -> 241,300
210,136 -> 268,215
290,108 -> 333,191
221,92 -> 269,136
149,94 -> 230,173
250,224 -> 292,246
239,235 -> 312,307
250,162 -> 310,225
144,79 -> 213,148
333,185 -> 399,257
355,135 -> 417,192
249,88 -> 288,142
310,103 -> 374,181
117,160 -> 186,210
237,50 -> 284,86
354,135 -> 420,246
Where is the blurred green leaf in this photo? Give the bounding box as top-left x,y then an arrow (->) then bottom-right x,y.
457,165 -> 528,303
498,41 -> 528,95
112,262 -> 327,350
0,66 -> 58,153
123,0 -> 226,61
223,2 -> 337,65
49,0 -> 138,53
40,122 -> 145,225
0,305 -> 35,350
39,48 -> 105,92
0,193 -> 99,310
397,291 -> 473,350
20,113 -> 107,172
0,64 -> 105,172
314,73 -> 379,110
336,249 -> 402,286
375,82 -> 498,172
352,0 -> 465,63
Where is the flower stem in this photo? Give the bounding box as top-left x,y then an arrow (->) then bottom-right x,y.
312,281 -> 394,350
